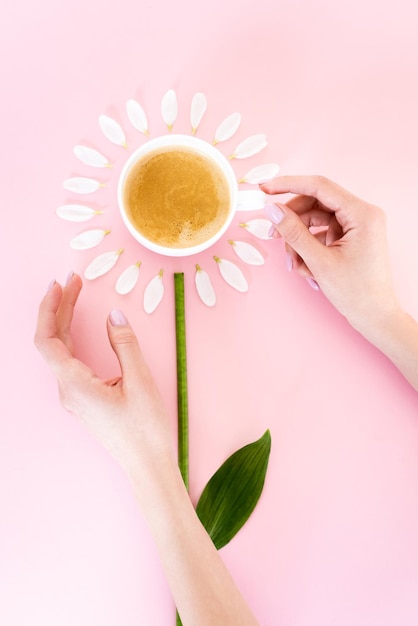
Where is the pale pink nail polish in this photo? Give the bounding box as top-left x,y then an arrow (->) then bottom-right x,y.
285,253 -> 293,272
306,277 -> 320,291
109,309 -> 128,326
65,271 -> 74,286
264,203 -> 285,225
268,223 -> 276,238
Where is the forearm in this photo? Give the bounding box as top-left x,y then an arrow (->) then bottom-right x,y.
356,309 -> 418,392
128,452 -> 260,626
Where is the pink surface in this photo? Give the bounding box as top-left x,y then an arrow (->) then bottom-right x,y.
1,1 -> 418,624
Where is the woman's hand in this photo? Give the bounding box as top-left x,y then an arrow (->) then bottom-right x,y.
34,273 -> 173,478
262,175 -> 418,391
262,175 -> 400,336
34,273 -> 261,626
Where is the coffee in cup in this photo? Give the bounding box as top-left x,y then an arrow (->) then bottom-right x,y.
118,135 -> 237,257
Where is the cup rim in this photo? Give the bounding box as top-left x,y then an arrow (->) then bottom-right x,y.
117,134 -> 238,257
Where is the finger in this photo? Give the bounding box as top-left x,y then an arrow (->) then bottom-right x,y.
286,242 -> 316,275
35,280 -> 63,343
260,175 -> 359,214
298,208 -> 335,230
286,204 -> 343,246
325,214 -> 344,245
34,281 -> 73,373
285,195 -> 356,245
285,194 -> 318,214
107,309 -> 151,388
285,194 -> 335,217
265,203 -> 327,271
286,229 -> 331,275
275,191 -> 343,217
56,272 -> 83,349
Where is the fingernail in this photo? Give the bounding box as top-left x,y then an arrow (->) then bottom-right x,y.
306,277 -> 320,291
47,279 -> 56,293
109,309 -> 128,326
268,223 -> 276,238
264,203 -> 285,225
65,271 -> 74,286
285,253 -> 293,272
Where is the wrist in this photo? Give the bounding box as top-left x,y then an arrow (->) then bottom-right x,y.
353,307 -> 418,391
125,444 -> 184,508
352,304 -> 406,347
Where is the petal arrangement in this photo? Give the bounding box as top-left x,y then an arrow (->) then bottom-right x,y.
57,89 -> 280,312
57,91 -> 275,626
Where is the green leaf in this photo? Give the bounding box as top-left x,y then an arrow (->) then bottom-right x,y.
196,430 -> 271,549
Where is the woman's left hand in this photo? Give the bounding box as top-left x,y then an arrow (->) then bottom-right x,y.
34,273 -> 173,477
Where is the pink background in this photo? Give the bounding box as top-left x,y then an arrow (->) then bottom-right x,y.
1,0 -> 418,624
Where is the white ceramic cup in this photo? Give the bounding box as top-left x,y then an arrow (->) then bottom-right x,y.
117,134 -> 238,257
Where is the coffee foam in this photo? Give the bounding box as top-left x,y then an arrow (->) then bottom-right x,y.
123,147 -> 231,249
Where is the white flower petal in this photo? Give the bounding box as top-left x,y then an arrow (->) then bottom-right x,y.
70,229 -> 110,250
126,99 -> 149,135
239,163 -> 280,184
98,114 -> 127,147
195,265 -> 216,307
73,145 -> 111,168
213,112 -> 241,144
240,219 -> 272,240
161,89 -> 178,131
230,134 -> 267,159
229,240 -> 264,265
144,271 -> 164,314
63,177 -> 104,194
236,190 -> 266,211
56,204 -> 102,222
214,257 -> 248,292
115,262 -> 141,295
190,92 -> 207,134
84,249 -> 123,280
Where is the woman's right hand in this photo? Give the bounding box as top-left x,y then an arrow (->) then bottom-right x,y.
261,175 -> 400,336
262,176 -> 418,391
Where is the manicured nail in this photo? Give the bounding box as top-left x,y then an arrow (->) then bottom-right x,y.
285,253 -> 293,272
306,277 -> 320,291
109,309 -> 128,326
47,279 -> 56,293
268,223 -> 276,238
65,271 -> 74,286
264,203 -> 285,225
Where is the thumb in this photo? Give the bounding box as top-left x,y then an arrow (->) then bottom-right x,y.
265,203 -> 326,269
107,309 -> 149,385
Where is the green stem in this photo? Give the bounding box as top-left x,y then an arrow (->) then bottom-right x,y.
174,273 -> 189,626
174,272 -> 189,491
